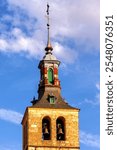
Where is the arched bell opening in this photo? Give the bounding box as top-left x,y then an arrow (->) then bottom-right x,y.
42,116 -> 51,140
56,117 -> 65,140
48,68 -> 54,84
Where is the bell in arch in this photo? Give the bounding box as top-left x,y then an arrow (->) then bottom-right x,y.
58,127 -> 64,135
57,123 -> 64,135
43,123 -> 49,134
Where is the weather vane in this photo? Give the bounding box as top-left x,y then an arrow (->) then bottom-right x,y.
45,2 -> 53,53
46,3 -> 50,29
47,3 -> 49,15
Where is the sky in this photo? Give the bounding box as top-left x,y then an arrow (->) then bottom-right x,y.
0,0 -> 100,150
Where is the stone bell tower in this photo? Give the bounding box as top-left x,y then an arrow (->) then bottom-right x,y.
22,4 -> 80,150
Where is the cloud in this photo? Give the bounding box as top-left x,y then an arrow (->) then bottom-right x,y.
7,0 -> 99,44
0,108 -> 23,124
96,82 -> 100,90
0,0 -> 99,64
79,82 -> 100,106
53,42 -> 78,64
0,27 -> 77,63
84,93 -> 100,106
80,130 -> 100,148
0,27 -> 44,58
84,82 -> 100,106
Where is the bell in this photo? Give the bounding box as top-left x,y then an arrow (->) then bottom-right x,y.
43,126 -> 49,134
58,127 -> 64,134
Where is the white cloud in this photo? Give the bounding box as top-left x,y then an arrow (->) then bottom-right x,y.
0,0 -> 99,63
84,90 -> 100,106
54,42 -> 78,64
79,82 -> 100,106
7,0 -> 99,45
0,108 -> 23,124
80,130 -> 100,148
0,39 -> 8,50
84,93 -> 100,106
96,82 -> 100,90
0,27 -> 78,63
0,27 -> 44,58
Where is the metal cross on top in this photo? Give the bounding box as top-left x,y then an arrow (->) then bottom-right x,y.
47,3 -> 49,16
46,3 -> 50,29
45,3 -> 53,53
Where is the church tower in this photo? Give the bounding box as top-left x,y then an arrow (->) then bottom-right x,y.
22,4 -> 80,150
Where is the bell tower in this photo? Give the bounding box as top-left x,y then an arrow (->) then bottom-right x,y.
22,4 -> 80,150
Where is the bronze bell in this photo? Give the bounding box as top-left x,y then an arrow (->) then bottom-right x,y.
58,127 -> 64,134
43,126 -> 49,134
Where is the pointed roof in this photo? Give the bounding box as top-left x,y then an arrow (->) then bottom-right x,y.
30,90 -> 78,110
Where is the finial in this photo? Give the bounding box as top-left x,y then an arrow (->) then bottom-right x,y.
31,96 -> 37,105
45,3 -> 53,54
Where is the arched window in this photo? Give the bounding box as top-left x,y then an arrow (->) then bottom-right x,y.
56,117 -> 65,140
42,116 -> 51,140
48,68 -> 54,84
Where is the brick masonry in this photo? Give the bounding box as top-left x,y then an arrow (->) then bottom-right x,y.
22,107 -> 80,150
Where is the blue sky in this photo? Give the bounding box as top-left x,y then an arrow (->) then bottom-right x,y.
0,0 -> 100,150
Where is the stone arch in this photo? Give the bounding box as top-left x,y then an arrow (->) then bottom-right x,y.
42,116 -> 51,140
56,116 -> 65,140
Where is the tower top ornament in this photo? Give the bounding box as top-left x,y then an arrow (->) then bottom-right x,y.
45,3 -> 53,54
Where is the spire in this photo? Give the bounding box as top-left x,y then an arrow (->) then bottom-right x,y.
45,3 -> 53,54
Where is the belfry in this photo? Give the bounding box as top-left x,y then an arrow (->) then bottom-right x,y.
22,4 -> 80,150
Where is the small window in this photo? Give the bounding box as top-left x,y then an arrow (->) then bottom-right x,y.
49,96 -> 55,104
